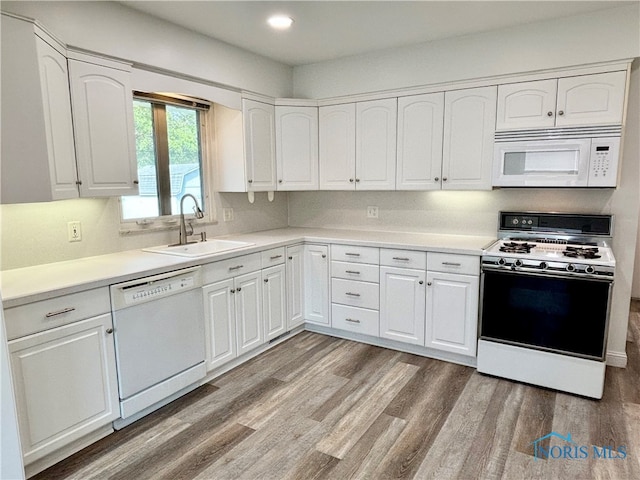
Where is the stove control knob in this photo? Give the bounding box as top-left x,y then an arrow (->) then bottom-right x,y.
514,259 -> 523,267
497,258 -> 506,266
566,264 -> 576,272
585,265 -> 596,274
539,261 -> 548,270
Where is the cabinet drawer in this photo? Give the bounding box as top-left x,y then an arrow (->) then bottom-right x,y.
331,244 -> 379,264
427,253 -> 479,276
331,304 -> 379,337
331,261 -> 379,283
261,247 -> 285,268
4,287 -> 111,341
380,249 -> 427,269
202,253 -> 262,284
331,278 -> 379,310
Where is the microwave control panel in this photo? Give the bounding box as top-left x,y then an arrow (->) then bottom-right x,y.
588,137 -> 620,187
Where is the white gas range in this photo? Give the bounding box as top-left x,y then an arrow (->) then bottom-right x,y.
478,212 -> 615,399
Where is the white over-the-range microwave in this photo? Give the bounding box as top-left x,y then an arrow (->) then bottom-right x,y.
492,126 -> 621,187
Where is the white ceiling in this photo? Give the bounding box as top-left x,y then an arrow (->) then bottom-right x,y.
120,1 -> 631,66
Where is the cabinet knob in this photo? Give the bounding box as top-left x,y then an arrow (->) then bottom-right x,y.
76,180 -> 82,186
419,280 -> 424,285
106,328 -> 114,334
442,177 -> 448,182
231,289 -> 236,293
279,179 -> 283,183
547,111 -> 554,117
558,110 -> 564,116
434,177 -> 439,182
248,179 -> 253,183
288,256 -> 293,260
264,278 -> 269,283
133,180 -> 139,185
322,254 -> 327,258
349,178 -> 354,183
237,287 -> 242,292
427,282 -> 432,286
355,178 -> 360,183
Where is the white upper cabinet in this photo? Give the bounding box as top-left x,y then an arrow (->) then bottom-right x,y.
442,86 -> 497,190
275,106 -> 318,190
319,103 -> 357,189
556,71 -> 627,127
497,71 -> 627,130
356,98 -> 397,190
496,79 -> 557,130
1,16 -> 79,203
396,93 -> 445,190
243,99 -> 277,191
69,54 -> 139,197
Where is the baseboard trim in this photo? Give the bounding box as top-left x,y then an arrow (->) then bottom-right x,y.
606,350 -> 627,368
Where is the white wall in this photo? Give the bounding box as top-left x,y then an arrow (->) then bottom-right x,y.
1,1 -> 293,98
293,4 -> 640,98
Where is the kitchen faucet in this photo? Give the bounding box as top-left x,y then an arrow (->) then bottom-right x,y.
175,194 -> 204,245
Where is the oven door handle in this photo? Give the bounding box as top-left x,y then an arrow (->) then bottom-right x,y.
481,265 -> 614,283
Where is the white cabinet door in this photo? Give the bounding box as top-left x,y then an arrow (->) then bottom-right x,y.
243,99 -> 277,191
36,37 -> 79,200
356,98 -> 397,190
263,264 -> 287,341
286,245 -> 305,329
8,314 -> 119,465
319,103 -> 356,190
203,279 -> 237,371
68,59 -> 138,197
496,79 -> 557,130
556,71 -> 627,127
396,93 -> 444,190
442,86 -> 496,191
235,271 -> 264,356
304,244 -> 330,325
425,271 -> 479,357
276,106 -> 318,191
380,267 -> 426,346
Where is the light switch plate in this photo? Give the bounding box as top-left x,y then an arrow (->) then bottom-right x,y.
223,208 -> 234,222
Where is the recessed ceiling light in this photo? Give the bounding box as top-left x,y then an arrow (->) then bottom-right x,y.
267,15 -> 294,30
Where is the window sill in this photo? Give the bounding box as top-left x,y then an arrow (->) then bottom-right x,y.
119,216 -> 218,236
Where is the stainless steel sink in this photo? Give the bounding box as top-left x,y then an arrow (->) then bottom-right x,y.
143,240 -> 254,257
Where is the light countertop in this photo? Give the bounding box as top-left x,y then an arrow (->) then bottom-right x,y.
1,227 -> 495,308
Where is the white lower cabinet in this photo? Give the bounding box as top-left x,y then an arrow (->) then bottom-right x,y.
262,264 -> 287,341
286,245 -> 305,329
203,270 -> 263,371
8,313 -> 119,465
425,270 -> 479,356
304,244 -> 330,325
379,266 -> 426,346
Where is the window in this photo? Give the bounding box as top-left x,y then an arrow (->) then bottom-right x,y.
121,93 -> 209,223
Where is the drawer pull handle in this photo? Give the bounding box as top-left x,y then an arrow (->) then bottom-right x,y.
345,270 -> 361,275
345,292 -> 361,297
345,253 -> 361,257
393,257 -> 410,261
229,265 -> 244,271
269,255 -> 283,260
345,318 -> 361,324
45,307 -> 76,318
442,262 -> 461,266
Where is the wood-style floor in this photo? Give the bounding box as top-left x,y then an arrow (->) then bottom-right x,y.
36,303 -> 640,480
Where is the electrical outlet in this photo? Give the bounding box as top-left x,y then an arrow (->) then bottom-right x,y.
367,206 -> 379,219
223,208 -> 234,222
68,221 -> 82,242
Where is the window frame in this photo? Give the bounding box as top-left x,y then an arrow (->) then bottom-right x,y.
119,93 -> 216,234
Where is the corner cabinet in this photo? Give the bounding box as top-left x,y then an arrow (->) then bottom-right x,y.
243,99 -> 277,191
68,52 -> 139,197
442,86 -> 497,190
1,15 -> 79,203
275,105 -> 319,190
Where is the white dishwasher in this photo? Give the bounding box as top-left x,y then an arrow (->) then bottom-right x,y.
110,266 -> 205,429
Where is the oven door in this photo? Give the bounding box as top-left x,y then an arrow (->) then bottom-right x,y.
480,267 -> 612,360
